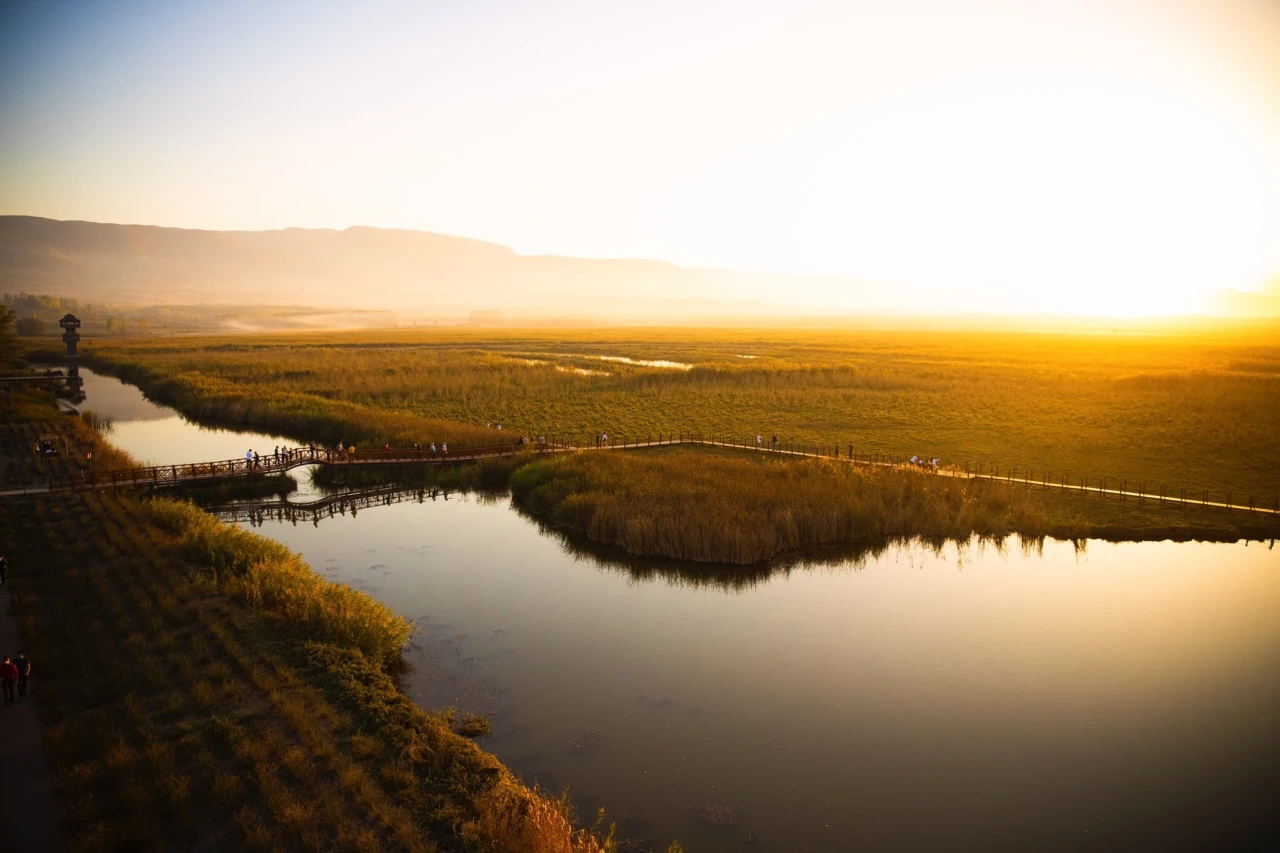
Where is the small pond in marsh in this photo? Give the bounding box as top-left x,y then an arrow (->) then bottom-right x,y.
80,368 -> 1280,852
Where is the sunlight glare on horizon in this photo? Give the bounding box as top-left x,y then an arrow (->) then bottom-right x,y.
1,0 -> 1279,315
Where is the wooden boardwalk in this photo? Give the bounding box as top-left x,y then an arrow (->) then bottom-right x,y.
7,433 -> 1277,517
205,484 -> 457,525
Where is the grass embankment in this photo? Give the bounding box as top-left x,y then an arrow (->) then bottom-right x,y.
1,394 -> 619,852
82,354 -> 504,450
81,326 -> 1280,503
509,446 -> 1280,564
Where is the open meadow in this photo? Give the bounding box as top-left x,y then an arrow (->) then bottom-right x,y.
81,324 -> 1280,507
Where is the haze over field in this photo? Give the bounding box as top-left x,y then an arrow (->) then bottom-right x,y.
2,0 -> 1280,319
3,216 -> 1279,323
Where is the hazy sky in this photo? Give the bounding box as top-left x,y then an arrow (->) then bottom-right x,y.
2,0 -> 1279,314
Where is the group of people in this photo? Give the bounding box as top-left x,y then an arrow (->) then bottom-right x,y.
0,557 -> 30,708
410,442 -> 448,455
244,446 -> 307,468
1,652 -> 30,707
753,434 -> 788,451
909,454 -> 940,472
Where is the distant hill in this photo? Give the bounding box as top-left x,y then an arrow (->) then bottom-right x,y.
5,216 -> 1275,322
0,216 -> 932,321
0,216 -> 781,319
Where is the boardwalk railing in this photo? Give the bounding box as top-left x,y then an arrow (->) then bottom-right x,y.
36,432 -> 1280,517
46,441 -> 563,491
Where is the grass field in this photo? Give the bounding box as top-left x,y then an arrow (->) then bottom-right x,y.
509,444 -> 1280,564
0,389 -> 623,853
81,325 -> 1280,505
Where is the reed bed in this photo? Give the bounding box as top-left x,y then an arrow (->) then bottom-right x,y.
147,498 -> 412,670
84,325 -> 1280,501
510,447 -> 1051,563
509,446 -> 1279,564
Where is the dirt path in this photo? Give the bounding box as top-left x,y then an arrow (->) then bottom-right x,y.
0,586 -> 65,853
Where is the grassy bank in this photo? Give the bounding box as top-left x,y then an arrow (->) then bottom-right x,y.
79,326 -> 1280,503
1,394 -> 623,852
509,446 -> 1280,564
80,355 -> 505,450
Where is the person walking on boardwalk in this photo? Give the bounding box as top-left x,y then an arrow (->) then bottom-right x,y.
0,657 -> 17,707
13,651 -> 29,699
0,554 -> 7,588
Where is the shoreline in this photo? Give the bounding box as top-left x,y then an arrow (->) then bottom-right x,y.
0,383 -> 619,851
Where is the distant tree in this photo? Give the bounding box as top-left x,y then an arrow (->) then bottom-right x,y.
16,316 -> 46,336
0,306 -> 14,361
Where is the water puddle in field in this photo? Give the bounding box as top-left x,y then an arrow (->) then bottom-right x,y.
595,355 -> 691,370
510,351 -> 693,370
81,370 -> 1280,852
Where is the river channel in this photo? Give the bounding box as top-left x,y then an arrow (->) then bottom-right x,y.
78,367 -> 1280,852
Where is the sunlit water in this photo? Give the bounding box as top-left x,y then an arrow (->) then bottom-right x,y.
80,370 -> 1280,852
80,368 -> 296,467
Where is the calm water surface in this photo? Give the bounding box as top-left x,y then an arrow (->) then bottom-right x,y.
79,367 -> 297,468
81,370 -> 1280,852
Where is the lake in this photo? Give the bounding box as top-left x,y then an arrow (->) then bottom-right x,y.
80,367 -> 1280,852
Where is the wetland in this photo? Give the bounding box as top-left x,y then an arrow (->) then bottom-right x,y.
78,366 -> 1280,852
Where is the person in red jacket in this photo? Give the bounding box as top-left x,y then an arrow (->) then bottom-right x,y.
0,656 -> 17,706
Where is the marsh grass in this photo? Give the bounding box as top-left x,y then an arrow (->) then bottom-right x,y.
511,447 -> 1045,563
84,325 -> 1280,500
510,445 -> 1279,564
147,498 -> 412,670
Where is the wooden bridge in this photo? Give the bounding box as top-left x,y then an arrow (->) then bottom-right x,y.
44,441 -> 575,491
18,432 -> 1280,517
205,484 -> 458,526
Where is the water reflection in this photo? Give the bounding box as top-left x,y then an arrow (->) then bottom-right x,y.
80,366 -> 1280,852
234,494 -> 1280,853
78,367 -> 297,467
205,480 -> 935,591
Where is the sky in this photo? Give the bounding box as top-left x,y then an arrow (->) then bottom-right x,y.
2,0 -> 1279,316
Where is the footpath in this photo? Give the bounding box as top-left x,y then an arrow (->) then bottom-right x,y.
0,584 -> 64,852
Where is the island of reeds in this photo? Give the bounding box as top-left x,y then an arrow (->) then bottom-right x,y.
506,445 -> 1279,564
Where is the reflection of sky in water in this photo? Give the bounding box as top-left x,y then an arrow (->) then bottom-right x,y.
79,368 -> 295,467
242,496 -> 1280,853
86,367 -> 1280,851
